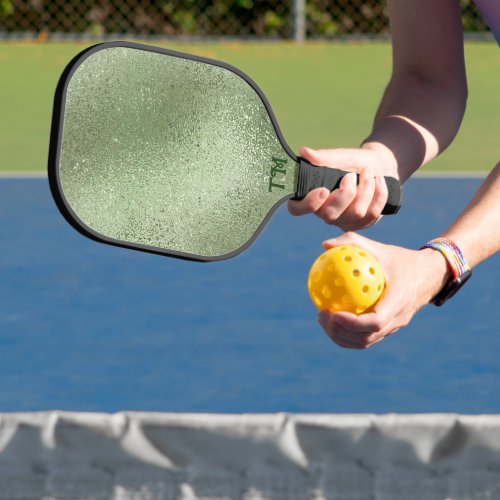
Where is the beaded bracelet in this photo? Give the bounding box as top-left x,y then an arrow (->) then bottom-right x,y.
420,237 -> 472,306
421,238 -> 470,278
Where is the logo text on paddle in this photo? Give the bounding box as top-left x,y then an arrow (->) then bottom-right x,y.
268,157 -> 287,192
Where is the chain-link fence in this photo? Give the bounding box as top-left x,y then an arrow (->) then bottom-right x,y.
0,0 -> 491,40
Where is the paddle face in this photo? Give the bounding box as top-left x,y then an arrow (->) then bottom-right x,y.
49,42 -> 297,261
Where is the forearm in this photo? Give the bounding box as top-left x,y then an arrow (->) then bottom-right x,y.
418,162 -> 500,304
362,73 -> 467,182
361,0 -> 467,183
441,162 -> 500,267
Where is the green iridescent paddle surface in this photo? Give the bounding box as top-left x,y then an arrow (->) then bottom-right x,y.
57,43 -> 297,260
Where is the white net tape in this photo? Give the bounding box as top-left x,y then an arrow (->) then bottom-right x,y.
0,412 -> 500,499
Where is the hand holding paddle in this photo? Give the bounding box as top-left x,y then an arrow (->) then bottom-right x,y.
290,146 -> 400,231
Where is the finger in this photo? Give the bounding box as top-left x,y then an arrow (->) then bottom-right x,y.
288,188 -> 330,216
322,170 -> 390,231
319,311 -> 373,348
332,295 -> 402,339
331,316 -> 391,349
330,311 -> 385,335
298,146 -> 325,165
329,327 -> 382,349
322,231 -> 370,251
363,174 -> 389,223
315,172 -> 357,224
322,326 -> 366,349
342,164 -> 376,221
319,309 -> 392,349
299,147 -> 367,171
331,336 -> 365,349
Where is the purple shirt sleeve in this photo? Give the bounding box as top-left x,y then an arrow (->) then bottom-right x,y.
473,0 -> 500,45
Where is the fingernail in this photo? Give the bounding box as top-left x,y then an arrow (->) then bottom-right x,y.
319,189 -> 329,200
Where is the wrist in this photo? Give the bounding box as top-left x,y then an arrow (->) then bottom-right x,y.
418,248 -> 453,303
361,141 -> 399,178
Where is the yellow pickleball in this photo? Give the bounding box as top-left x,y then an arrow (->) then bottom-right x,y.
308,245 -> 385,314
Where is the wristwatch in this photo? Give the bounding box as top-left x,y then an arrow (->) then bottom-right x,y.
421,238 -> 472,306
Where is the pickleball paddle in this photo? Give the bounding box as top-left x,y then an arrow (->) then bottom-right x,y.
48,41 -> 401,261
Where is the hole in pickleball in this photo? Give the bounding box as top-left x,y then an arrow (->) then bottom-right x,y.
334,277 -> 344,287
359,251 -> 367,257
322,286 -> 332,298
313,294 -> 322,307
356,306 -> 366,314
342,295 -> 351,304
378,284 -> 382,291
344,256 -> 352,262
313,271 -> 321,282
369,267 -> 376,275
362,285 -> 369,293
352,269 -> 360,277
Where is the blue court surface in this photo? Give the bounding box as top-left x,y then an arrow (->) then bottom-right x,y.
0,176 -> 498,413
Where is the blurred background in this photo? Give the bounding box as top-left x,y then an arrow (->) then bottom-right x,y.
0,0 -> 492,40
0,1 -> 497,176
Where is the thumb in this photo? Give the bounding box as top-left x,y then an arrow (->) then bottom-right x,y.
299,146 -> 323,165
299,147 -> 366,170
322,231 -> 368,250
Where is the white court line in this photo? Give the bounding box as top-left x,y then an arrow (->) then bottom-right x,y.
0,171 -> 47,178
414,170 -> 487,178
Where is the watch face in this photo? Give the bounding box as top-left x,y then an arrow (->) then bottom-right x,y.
432,269 -> 472,306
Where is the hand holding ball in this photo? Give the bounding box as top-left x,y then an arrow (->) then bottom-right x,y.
308,245 -> 385,314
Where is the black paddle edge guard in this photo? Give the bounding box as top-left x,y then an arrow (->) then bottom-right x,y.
47,41 -> 296,262
293,158 -> 402,215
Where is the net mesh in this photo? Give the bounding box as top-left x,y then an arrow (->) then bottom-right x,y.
0,0 -> 491,39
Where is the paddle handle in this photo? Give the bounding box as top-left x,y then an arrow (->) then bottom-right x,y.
293,157 -> 402,215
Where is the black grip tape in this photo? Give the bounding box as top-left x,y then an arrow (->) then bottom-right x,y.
293,157 -> 402,215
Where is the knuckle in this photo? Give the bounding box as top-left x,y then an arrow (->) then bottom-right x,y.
359,339 -> 371,349
360,169 -> 374,186
340,175 -> 357,194
350,205 -> 367,219
375,175 -> 389,194
319,208 -> 340,225
343,183 -> 357,198
366,205 -> 381,220
371,319 -> 385,333
325,214 -> 340,225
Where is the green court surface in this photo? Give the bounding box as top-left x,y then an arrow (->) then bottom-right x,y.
0,40 -> 497,173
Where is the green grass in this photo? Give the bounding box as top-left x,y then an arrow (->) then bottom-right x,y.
0,40 -> 497,172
